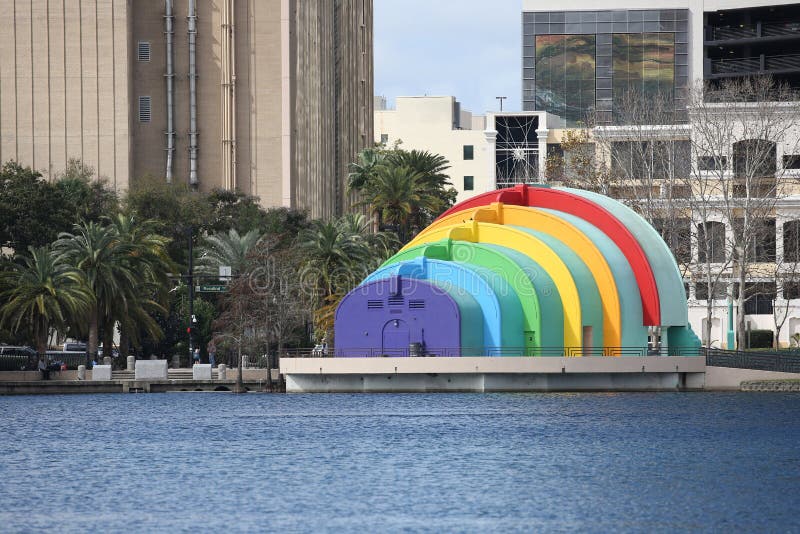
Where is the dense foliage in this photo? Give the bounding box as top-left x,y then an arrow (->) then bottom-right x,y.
0,148 -> 454,363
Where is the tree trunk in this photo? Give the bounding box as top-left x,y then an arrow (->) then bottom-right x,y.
102,320 -> 115,367
234,341 -> 244,393
88,306 -> 99,363
119,327 -> 130,358
705,286 -> 714,347
737,267 -> 747,350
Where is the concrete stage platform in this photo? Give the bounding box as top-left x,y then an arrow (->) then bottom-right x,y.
280,356 -> 707,393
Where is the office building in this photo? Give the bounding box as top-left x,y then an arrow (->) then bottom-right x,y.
522,1 -> 800,126
0,1 -> 373,218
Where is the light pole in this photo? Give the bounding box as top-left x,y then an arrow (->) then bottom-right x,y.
187,225 -> 195,367
496,96 -> 507,112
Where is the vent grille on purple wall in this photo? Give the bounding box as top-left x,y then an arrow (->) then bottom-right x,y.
409,300 -> 425,309
388,296 -> 404,306
367,300 -> 383,309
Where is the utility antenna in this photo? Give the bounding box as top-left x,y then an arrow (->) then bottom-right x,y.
496,96 -> 507,112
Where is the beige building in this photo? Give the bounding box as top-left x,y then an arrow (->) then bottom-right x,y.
374,96 -> 561,203
0,0 -> 373,218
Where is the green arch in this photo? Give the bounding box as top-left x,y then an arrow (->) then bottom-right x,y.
381,239 -> 565,351
512,226 -> 604,350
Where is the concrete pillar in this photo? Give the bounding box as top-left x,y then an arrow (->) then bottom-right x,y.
171,354 -> 181,369
536,127 -> 549,182
103,356 -> 112,366
127,356 -> 135,371
483,128 -> 498,190
218,364 -> 227,380
77,365 -> 86,380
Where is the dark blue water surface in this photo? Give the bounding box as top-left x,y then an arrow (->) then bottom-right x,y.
1,392 -> 799,532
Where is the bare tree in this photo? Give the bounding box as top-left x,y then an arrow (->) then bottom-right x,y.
687,77 -> 800,349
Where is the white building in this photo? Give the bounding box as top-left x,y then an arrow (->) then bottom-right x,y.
374,96 -> 562,203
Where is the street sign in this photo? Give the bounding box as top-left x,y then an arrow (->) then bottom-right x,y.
196,284 -> 227,293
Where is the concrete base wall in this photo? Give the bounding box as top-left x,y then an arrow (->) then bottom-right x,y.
286,372 -> 706,393
705,366 -> 800,390
281,357 -> 706,393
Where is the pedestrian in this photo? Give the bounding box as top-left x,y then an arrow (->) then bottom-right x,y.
38,357 -> 49,381
193,347 -> 201,365
207,341 -> 217,368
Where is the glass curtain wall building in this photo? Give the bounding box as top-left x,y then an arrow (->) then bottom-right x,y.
523,10 -> 689,126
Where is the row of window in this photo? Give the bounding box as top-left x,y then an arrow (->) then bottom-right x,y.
656,219 -> 800,264
690,282 -> 798,314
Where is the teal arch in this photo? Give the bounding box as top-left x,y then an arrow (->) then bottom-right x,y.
478,244 -> 564,350
363,257 -> 525,353
511,226 -> 603,349
538,208 -> 649,349
559,187 -> 687,327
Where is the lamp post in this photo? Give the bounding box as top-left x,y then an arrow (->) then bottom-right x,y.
187,225 -> 195,367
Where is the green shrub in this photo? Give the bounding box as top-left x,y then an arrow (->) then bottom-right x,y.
749,329 -> 774,349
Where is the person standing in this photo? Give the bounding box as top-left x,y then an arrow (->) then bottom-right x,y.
193,347 -> 201,365
207,341 -> 217,368
38,357 -> 49,380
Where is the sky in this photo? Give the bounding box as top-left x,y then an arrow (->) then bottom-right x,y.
374,1 -> 522,115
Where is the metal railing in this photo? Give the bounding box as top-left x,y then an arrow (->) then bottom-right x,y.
708,21 -> 800,41
278,346 -> 703,358
710,53 -> 800,74
705,348 -> 800,373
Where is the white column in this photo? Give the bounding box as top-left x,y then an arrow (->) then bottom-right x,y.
535,128 -> 548,182
484,129 -> 498,191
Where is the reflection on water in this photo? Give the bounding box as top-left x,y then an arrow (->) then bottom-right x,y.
0,392 -> 798,532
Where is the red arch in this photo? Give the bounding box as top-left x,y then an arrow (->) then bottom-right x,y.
437,185 -> 661,326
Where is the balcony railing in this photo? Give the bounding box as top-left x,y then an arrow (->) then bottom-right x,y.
710,53 -> 800,74
708,21 -> 800,41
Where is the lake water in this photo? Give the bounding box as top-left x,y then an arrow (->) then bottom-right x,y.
0,392 -> 799,532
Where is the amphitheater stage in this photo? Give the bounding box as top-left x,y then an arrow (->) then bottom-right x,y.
280,356 -> 707,393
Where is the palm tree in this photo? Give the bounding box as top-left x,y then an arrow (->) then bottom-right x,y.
0,247 -> 93,359
357,165 -> 427,241
196,228 -> 261,278
348,148 -> 387,232
387,149 -> 457,231
110,215 -> 175,357
297,219 -> 372,299
347,147 -> 385,191
54,221 -> 138,361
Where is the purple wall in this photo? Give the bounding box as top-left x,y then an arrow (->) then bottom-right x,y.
334,276 -> 461,357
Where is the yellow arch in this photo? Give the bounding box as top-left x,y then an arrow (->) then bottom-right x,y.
406,202 -> 622,348
405,220 -> 582,348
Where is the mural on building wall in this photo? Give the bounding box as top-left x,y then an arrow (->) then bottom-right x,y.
334,184 -> 701,357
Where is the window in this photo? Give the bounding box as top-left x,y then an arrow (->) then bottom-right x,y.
732,139 -> 776,179
697,221 -> 725,263
612,33 -> 675,123
695,282 -> 726,301
741,282 -> 775,315
137,41 -> 151,62
697,156 -> 727,171
733,218 -> 775,263
463,145 -> 474,160
535,34 -> 596,126
653,218 -> 691,264
611,140 -> 689,179
380,134 -> 388,144
784,220 -> 800,262
783,155 -> 800,170
138,96 -> 151,123
463,176 -> 474,191
784,282 -> 800,300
